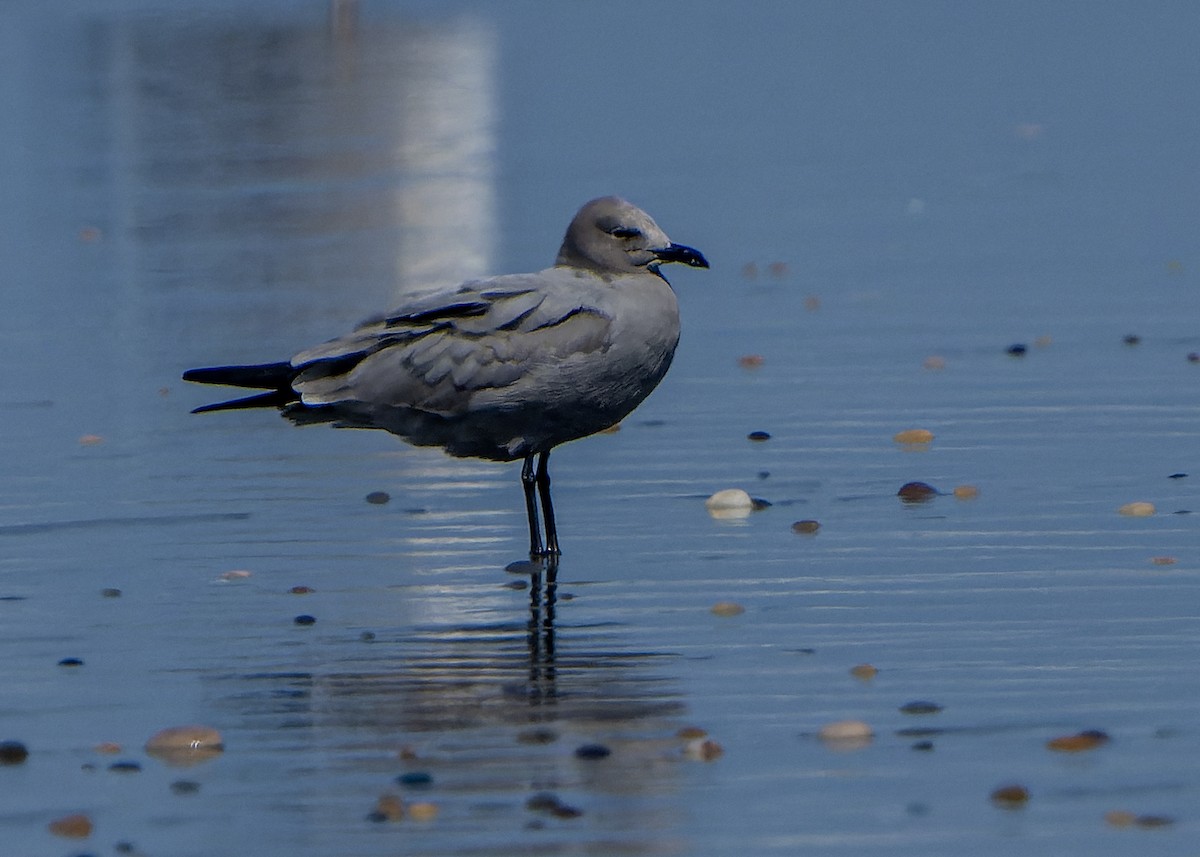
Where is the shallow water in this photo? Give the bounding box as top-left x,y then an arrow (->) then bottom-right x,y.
3,2 -> 1199,855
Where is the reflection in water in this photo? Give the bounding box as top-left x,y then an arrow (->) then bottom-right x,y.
95,5 -> 496,324
216,558 -> 689,852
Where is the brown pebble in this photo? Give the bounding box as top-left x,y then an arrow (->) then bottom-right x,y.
397,745 -> 420,760
990,784 -> 1030,807
408,801 -> 439,822
0,740 -> 29,764
145,725 -> 224,765
676,726 -> 708,740
849,663 -> 878,680
683,738 -> 724,761
710,601 -> 745,617
737,354 -> 765,369
953,484 -> 980,500
1150,556 -> 1177,566
791,519 -> 820,534
893,428 -> 934,444
922,355 -> 946,371
1104,809 -> 1136,828
599,422 -> 621,434
803,295 -> 821,311
897,481 -> 938,503
48,813 -> 93,838
79,434 -> 104,446
79,226 -> 103,243
289,585 -> 314,594
1047,730 -> 1109,752
1118,502 -> 1155,517
94,742 -> 122,755
374,794 -> 404,821
767,261 -> 789,278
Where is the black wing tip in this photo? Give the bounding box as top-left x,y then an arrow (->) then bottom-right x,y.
182,361 -> 294,389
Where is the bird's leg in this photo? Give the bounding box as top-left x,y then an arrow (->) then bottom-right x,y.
535,450 -> 560,556
522,454 -> 544,557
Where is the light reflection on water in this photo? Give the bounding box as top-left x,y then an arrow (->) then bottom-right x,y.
2,1 -> 1199,855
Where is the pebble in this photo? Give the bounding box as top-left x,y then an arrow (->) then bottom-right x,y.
737,354 -> 765,369
108,760 -> 142,773
849,664 -> 878,680
144,725 -> 224,764
101,588 -> 122,598
0,740 -> 29,764
893,428 -> 934,444
897,481 -> 938,503
1134,814 -> 1174,828
747,430 -> 771,442
219,569 -> 252,581
289,585 -> 314,594
990,784 -> 1030,807
365,491 -> 391,505
1046,729 -> 1109,752
899,701 -> 943,715
516,728 -> 558,745
94,742 -> 122,754
818,720 -> 873,743
1150,556 -> 1177,566
1188,352 -> 1200,363
911,740 -> 935,752
1034,334 -> 1053,347
408,802 -> 439,822
676,726 -> 708,740
953,484 -> 980,499
526,793 -> 562,812
1006,343 -> 1028,356
170,780 -> 201,795
1122,333 -> 1141,346
791,519 -> 820,535
705,488 -> 755,519
58,657 -> 84,667
1118,501 -> 1155,517
371,794 -> 404,822
294,614 -> 317,625
922,355 -> 946,370
710,601 -> 745,617
48,813 -> 93,838
1104,810 -> 1136,828
803,295 -> 821,311
682,738 -> 724,761
574,743 -> 612,760
79,434 -> 105,445
396,771 -> 433,787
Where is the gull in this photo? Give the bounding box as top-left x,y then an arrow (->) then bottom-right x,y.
183,196 -> 708,557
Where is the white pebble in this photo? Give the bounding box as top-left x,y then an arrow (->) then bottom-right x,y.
705,488 -> 754,519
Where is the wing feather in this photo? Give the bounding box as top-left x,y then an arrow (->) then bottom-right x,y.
291,272 -> 614,415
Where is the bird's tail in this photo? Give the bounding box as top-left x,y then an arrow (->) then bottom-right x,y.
182,361 -> 298,414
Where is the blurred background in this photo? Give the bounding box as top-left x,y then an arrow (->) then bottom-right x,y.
1,2 -> 1197,855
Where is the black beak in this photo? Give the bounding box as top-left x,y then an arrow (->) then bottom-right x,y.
653,242 -> 709,269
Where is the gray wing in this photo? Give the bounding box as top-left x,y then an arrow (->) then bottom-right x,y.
290,272 -> 612,415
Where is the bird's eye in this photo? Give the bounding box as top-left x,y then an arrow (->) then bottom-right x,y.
606,226 -> 642,240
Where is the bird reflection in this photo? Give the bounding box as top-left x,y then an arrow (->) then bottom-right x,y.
524,555 -> 557,707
